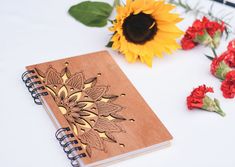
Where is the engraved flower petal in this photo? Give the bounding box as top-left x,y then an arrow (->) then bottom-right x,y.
102,94 -> 119,102
84,77 -> 97,87
70,112 -> 80,118
68,95 -> 77,102
94,118 -> 122,133
71,107 -> 81,112
105,132 -> 117,143
65,72 -> 84,90
60,67 -> 71,78
78,111 -> 90,116
96,101 -> 123,116
74,118 -> 86,125
71,103 -> 87,112
69,114 -> 86,125
59,90 -> 66,100
74,103 -> 87,108
65,115 -> 75,123
68,101 -> 76,108
84,86 -> 107,101
86,145 -> 92,157
45,67 -> 63,85
35,68 -> 46,78
80,129 -> 104,150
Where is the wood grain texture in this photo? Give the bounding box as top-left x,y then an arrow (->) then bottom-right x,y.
26,50 -> 172,165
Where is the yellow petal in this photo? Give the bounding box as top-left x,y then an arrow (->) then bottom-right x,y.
109,0 -> 184,67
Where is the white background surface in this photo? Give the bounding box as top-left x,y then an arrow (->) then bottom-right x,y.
0,0 -> 235,167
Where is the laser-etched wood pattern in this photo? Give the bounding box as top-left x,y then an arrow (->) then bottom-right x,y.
35,65 -> 126,157
26,51 -> 172,165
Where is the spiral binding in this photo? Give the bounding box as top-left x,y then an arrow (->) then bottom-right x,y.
22,70 -> 48,105
55,127 -> 87,167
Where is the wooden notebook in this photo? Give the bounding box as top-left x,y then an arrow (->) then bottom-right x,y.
22,51 -> 172,167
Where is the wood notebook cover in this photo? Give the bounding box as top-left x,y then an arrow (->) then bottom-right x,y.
26,50 -> 172,166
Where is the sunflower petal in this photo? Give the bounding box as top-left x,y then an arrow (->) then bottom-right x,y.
109,0 -> 184,67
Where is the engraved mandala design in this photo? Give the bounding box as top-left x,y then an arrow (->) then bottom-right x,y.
35,65 -> 126,157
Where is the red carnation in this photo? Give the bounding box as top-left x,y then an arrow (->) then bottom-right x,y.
187,85 -> 213,109
187,85 -> 225,116
192,19 -> 205,36
181,34 -> 198,50
204,18 -> 225,37
228,39 -> 235,52
221,70 -> 235,98
210,54 -> 231,80
224,39 -> 235,67
222,51 -> 235,68
181,17 -> 225,50
210,54 -> 226,75
209,39 -> 235,79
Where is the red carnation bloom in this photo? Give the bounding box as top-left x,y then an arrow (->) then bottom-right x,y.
187,85 -> 225,116
210,52 -> 232,80
181,34 -> 198,50
192,19 -> 205,36
224,39 -> 235,67
187,85 -> 213,109
222,51 -> 235,68
210,54 -> 225,74
221,70 -> 235,98
205,21 -> 225,37
228,39 -> 235,52
202,16 -> 225,37
180,19 -> 203,50
186,27 -> 198,39
210,39 -> 235,79
181,17 -> 225,50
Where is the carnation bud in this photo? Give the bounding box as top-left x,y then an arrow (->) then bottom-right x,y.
194,30 -> 213,46
202,96 -> 225,117
194,30 -> 222,49
212,30 -> 222,48
215,61 -> 232,80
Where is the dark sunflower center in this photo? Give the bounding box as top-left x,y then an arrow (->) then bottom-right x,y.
122,12 -> 157,44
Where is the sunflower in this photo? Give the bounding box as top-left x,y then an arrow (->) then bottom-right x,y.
109,0 -> 184,67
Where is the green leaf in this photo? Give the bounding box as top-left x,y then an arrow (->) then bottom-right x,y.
204,54 -> 214,61
68,1 -> 113,27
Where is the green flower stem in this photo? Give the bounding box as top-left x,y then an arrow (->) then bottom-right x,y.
168,0 -> 231,27
211,47 -> 217,58
168,0 -> 233,38
202,96 -> 226,117
113,0 -> 120,7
